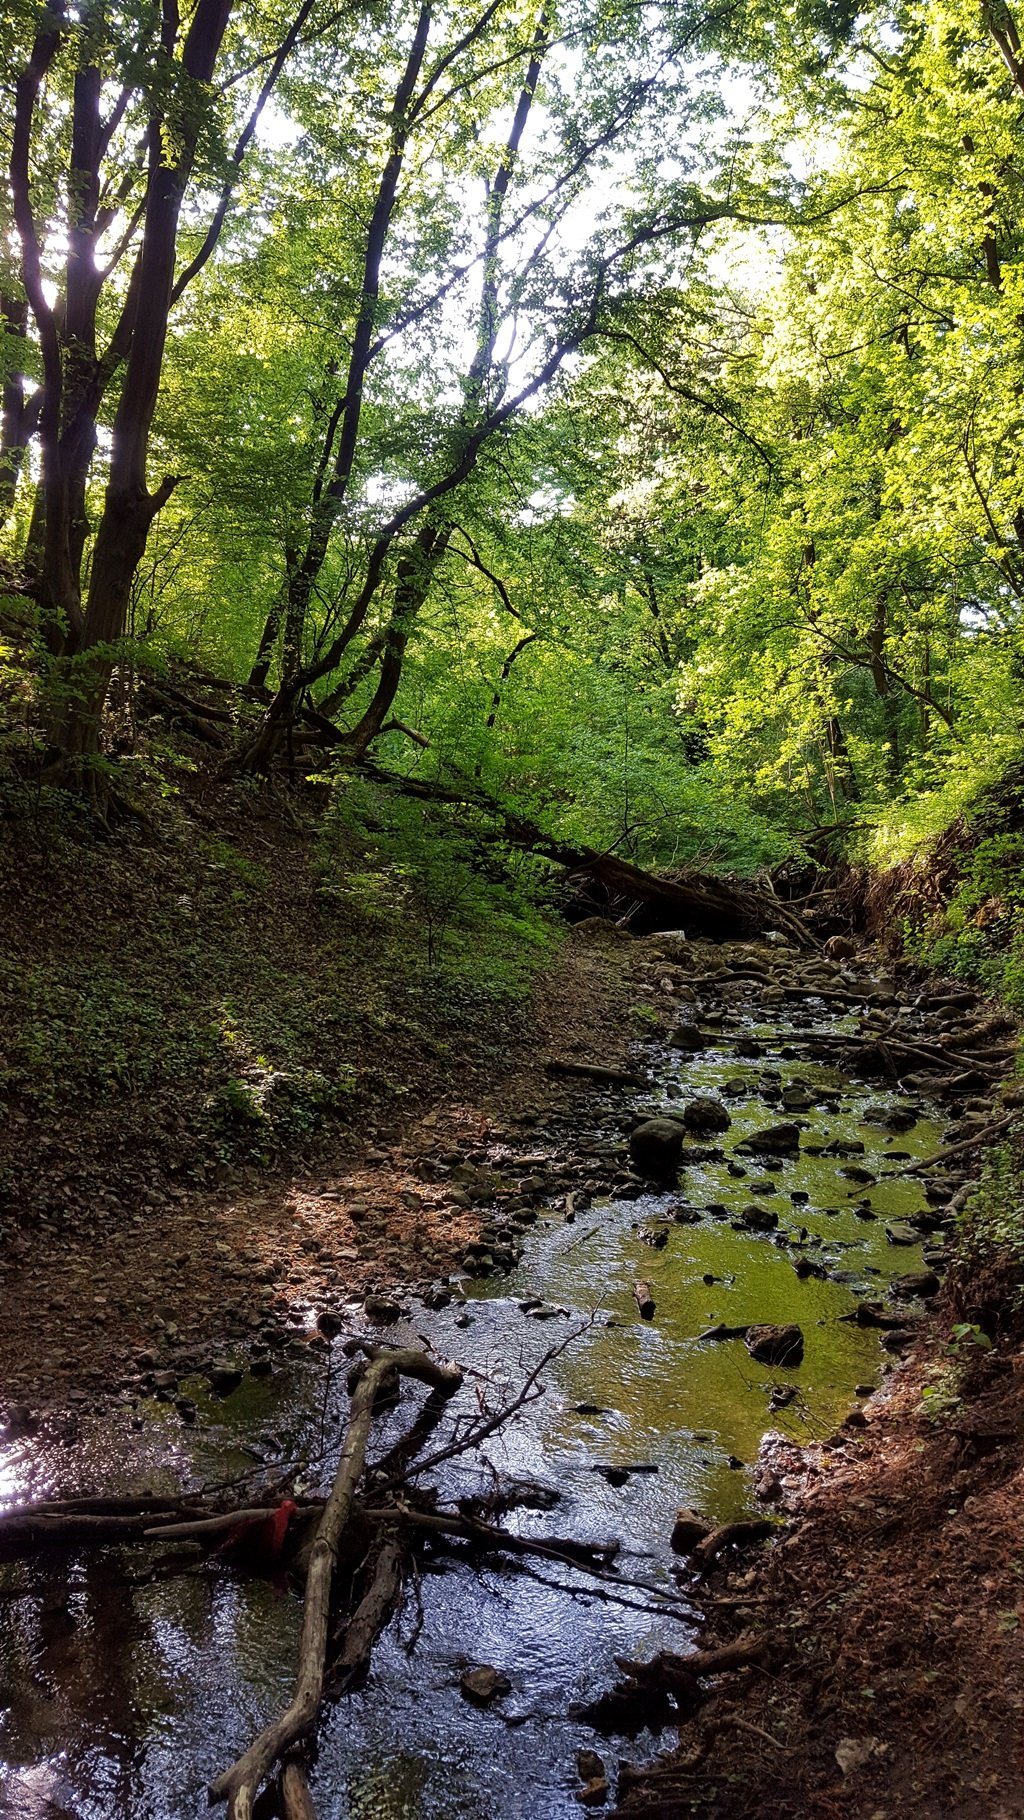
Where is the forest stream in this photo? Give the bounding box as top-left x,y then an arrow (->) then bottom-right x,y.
0,948 -> 964,1820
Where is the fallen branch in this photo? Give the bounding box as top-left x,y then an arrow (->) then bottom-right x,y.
691,1519 -> 774,1568
902,1114 -> 1016,1173
544,1058 -> 647,1087
209,1348 -> 461,1819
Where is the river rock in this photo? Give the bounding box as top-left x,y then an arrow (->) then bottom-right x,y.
460,1665 -> 511,1705
781,1084 -> 815,1111
668,1022 -> 705,1052
890,1269 -> 941,1298
736,1123 -> 801,1155
207,1362 -> 243,1397
628,1119 -> 684,1178
885,1223 -> 920,1247
363,1293 -> 402,1323
824,935 -> 857,960
577,1751 -> 606,1783
681,1095 -> 731,1134
745,1323 -> 804,1366
670,1507 -> 713,1552
738,1204 -> 778,1231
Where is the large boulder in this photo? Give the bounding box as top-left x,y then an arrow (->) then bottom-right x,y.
628,1118 -> 685,1179
736,1122 -> 801,1156
681,1095 -> 731,1135
745,1323 -> 804,1366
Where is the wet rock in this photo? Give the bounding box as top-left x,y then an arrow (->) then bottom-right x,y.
636,1225 -> 669,1249
4,1405 -> 37,1436
781,1085 -> 815,1111
890,1269 -> 941,1299
595,1464 -> 629,1487
363,1293 -> 402,1323
736,1123 -> 801,1156
793,1255 -> 825,1280
847,1300 -> 909,1330
577,1750 -> 606,1783
628,1118 -> 684,1179
576,1779 -> 609,1807
668,1022 -> 705,1052
734,1036 -> 762,1058
670,1507 -> 713,1552
460,1665 -> 511,1706
316,1310 -> 345,1337
881,1326 -> 919,1353
681,1095 -> 731,1134
885,1223 -> 921,1247
737,1204 -> 779,1232
745,1323 -> 804,1366
208,1362 -> 243,1397
824,935 -> 857,960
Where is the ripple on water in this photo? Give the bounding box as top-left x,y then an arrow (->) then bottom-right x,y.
0,1012 -> 949,1819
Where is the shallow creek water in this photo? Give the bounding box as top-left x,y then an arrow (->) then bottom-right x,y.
0,999 -> 949,1820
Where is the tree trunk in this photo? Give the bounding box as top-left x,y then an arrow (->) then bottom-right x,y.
342,524 -> 449,759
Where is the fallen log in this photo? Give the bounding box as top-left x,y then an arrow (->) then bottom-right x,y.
544,1058 -> 647,1087
613,1634 -> 774,1690
352,759 -> 818,943
210,1348 -> 462,1820
902,1114 -> 1016,1173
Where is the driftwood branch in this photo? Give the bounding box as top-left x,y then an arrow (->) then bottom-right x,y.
209,1348 -> 461,1819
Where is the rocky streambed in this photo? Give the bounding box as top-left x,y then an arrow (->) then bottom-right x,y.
0,932 -> 1014,1819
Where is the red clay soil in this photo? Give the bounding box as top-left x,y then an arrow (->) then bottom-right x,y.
613,1327 -> 1024,1820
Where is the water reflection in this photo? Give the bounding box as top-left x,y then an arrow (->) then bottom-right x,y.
0,1006 -> 948,1818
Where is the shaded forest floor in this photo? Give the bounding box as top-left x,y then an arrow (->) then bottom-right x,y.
0,768 -> 634,1408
